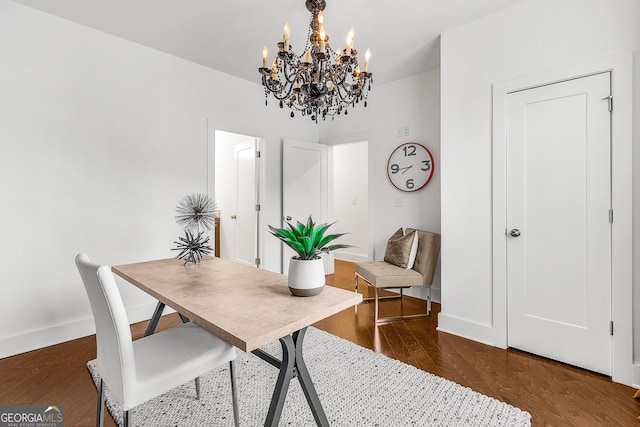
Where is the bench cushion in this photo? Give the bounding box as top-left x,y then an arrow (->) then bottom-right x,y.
355,261 -> 423,288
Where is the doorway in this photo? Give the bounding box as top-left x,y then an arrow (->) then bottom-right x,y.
491,53 -> 632,385
281,139 -> 370,274
329,140 -> 370,263
214,130 -> 261,267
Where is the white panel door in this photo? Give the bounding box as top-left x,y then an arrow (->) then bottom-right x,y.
506,72 -> 611,374
282,139 -> 328,274
234,140 -> 257,266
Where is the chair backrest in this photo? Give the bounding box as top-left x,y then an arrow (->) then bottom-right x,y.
75,253 -> 135,404
406,229 -> 441,285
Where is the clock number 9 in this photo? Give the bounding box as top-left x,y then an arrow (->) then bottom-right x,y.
406,179 -> 415,189
402,145 -> 417,156
390,164 -> 400,174
421,159 -> 431,171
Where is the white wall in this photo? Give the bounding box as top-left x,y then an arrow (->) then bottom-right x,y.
0,0 -> 316,358
439,0 -> 639,381
330,141 -> 369,262
320,69 -> 442,301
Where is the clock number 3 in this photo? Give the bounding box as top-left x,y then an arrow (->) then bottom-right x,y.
421,159 -> 431,171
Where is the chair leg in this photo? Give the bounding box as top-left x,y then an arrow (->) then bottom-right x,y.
195,377 -> 201,400
96,378 -> 104,427
374,287 -> 380,324
229,360 -> 240,427
426,286 -> 432,316
123,410 -> 130,427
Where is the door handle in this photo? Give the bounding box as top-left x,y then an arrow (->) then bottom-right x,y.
510,229 -> 521,237
231,214 -> 237,220
285,216 -> 292,221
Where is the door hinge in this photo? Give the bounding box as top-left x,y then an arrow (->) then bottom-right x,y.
602,95 -> 613,112
256,150 -> 261,158
609,209 -> 614,224
255,257 -> 261,266
610,321 -> 614,336
255,204 -> 261,212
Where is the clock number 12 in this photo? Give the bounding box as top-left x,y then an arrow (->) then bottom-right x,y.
403,145 -> 417,156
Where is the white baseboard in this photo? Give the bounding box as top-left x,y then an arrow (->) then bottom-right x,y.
390,286 -> 441,304
437,313 -> 498,347
0,301 -> 169,360
633,364 -> 640,389
334,251 -> 369,263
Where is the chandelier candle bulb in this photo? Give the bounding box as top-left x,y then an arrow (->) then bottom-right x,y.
283,22 -> 290,51
346,27 -> 354,55
319,27 -> 326,52
364,48 -> 371,71
262,46 -> 268,68
305,51 -> 311,63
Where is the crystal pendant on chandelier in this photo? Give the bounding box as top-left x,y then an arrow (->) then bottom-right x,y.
258,0 -> 373,122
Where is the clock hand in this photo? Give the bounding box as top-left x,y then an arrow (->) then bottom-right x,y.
400,165 -> 413,174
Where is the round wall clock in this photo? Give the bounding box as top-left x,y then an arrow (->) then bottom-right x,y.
387,142 -> 434,192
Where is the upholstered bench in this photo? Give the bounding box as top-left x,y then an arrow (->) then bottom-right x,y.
355,228 -> 441,324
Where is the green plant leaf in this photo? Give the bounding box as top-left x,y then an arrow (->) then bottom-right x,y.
268,216 -> 353,260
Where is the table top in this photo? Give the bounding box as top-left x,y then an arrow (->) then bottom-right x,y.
112,256 -> 362,352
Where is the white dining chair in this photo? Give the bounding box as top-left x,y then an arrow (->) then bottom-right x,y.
75,253 -> 240,427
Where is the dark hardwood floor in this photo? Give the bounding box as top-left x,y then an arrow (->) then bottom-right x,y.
1,259 -> 638,426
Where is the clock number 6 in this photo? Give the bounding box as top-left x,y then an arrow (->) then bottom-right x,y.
421,159 -> 431,171
406,179 -> 415,189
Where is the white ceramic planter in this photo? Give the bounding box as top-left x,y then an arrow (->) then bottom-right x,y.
287,257 -> 325,296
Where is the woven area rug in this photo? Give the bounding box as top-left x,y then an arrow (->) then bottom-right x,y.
87,327 -> 531,426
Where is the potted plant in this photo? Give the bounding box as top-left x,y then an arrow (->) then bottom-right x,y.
268,216 -> 351,296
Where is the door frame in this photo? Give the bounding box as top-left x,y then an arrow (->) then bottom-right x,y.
207,120 -> 265,268
491,53 -> 633,385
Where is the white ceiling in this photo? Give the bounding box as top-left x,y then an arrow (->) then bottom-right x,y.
10,0 -> 525,85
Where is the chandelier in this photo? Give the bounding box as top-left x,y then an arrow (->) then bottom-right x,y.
258,0 -> 373,122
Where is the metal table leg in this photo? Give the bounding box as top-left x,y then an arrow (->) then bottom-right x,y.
252,327 -> 330,427
144,302 -> 166,336
144,302 -> 190,337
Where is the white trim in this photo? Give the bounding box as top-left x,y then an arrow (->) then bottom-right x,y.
334,251 -> 369,263
633,364 -> 640,389
0,301 -> 164,359
491,52 -> 633,385
437,314 -> 495,347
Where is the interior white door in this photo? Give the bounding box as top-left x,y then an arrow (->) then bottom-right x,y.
234,140 -> 257,266
506,72 -> 611,374
215,130 -> 259,267
282,139 -> 329,274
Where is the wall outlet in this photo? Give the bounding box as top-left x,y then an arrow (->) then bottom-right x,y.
396,126 -> 410,137
394,198 -> 404,207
